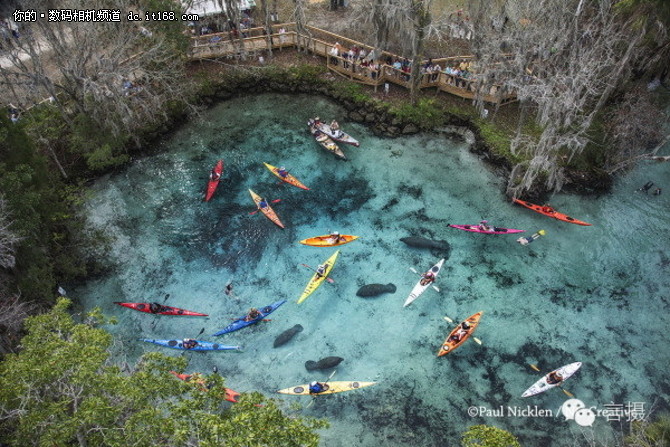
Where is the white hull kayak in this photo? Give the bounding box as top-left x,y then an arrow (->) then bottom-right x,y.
404,258 -> 445,307
521,362 -> 582,397
314,122 -> 360,147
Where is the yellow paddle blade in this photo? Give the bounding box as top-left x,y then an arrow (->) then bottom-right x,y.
530,364 -> 541,372
473,337 -> 482,345
443,316 -> 454,323
561,387 -> 574,398
538,230 -> 546,236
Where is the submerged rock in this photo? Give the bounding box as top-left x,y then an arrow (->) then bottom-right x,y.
305,356 -> 344,371
356,283 -> 396,297
273,324 -> 303,348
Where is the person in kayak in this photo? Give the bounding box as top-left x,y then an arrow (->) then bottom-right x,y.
258,198 -> 269,209
653,187 -> 662,196
420,271 -> 436,286
277,166 -> 289,178
309,381 -> 328,394
546,371 -> 563,385
329,231 -> 345,244
244,308 -> 261,321
478,220 -> 494,232
149,302 -> 165,313
541,205 -> 555,214
182,339 -> 198,350
210,168 -> 221,181
315,264 -> 327,278
450,321 -> 471,342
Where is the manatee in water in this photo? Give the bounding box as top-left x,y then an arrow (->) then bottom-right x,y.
305,356 -> 344,371
273,324 -> 303,348
400,236 -> 451,258
356,283 -> 397,297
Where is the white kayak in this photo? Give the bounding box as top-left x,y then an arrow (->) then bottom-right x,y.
403,258 -> 445,307
315,122 -> 360,147
521,362 -> 582,397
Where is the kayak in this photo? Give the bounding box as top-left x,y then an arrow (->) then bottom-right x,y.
521,362 -> 582,397
277,381 -> 376,396
249,189 -> 284,228
437,311 -> 483,356
263,162 -> 310,190
205,160 -> 223,202
213,299 -> 286,336
313,120 -> 360,147
114,302 -> 208,317
139,339 -> 241,351
517,229 -> 546,245
170,371 -> 240,403
307,120 -> 347,160
300,234 -> 359,247
297,250 -> 340,304
404,258 -> 445,307
449,224 -> 524,235
513,199 -> 591,226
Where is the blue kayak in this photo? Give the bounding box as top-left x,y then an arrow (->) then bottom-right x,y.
213,299 -> 287,336
140,339 -> 241,351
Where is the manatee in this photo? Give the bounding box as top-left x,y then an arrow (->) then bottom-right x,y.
305,356 -> 344,371
356,283 -> 397,297
400,236 -> 451,258
273,324 -> 303,348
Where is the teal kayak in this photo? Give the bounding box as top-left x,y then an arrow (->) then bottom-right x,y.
140,339 -> 241,351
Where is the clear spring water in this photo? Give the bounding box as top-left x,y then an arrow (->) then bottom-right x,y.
72,93 -> 670,446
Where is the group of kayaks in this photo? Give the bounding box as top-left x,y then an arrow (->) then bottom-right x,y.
307,117 -> 360,160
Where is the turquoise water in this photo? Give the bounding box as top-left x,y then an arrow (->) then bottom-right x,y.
73,93 -> 670,446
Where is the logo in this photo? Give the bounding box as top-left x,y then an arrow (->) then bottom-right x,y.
559,399 -> 646,427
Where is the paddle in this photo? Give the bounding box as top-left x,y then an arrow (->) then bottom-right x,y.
409,267 -> 440,292
249,199 -> 282,215
528,364 -> 574,397
300,263 -> 335,283
230,318 -> 272,322
443,316 -> 482,344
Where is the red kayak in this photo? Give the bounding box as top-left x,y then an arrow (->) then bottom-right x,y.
513,199 -> 591,226
204,160 -> 224,202
170,371 -> 240,403
449,224 -> 524,235
114,302 -> 208,317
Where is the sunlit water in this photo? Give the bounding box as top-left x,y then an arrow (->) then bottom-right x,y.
72,93 -> 670,446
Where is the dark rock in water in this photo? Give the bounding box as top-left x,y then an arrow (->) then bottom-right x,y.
400,236 -> 451,258
273,324 -> 303,348
305,356 -> 344,371
356,283 -> 396,297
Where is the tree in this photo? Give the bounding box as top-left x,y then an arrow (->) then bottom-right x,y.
0,195 -> 21,270
461,425 -> 521,447
0,297 -> 327,447
1,0 -> 193,173
467,0 -> 647,196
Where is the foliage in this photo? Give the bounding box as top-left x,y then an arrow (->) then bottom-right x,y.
461,425 -> 522,447
0,297 -> 327,447
625,413 -> 670,447
390,97 -> 444,129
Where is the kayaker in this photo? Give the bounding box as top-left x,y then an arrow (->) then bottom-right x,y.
420,271 -> 435,286
546,371 -> 563,385
329,231 -> 345,244
210,169 -> 221,181
541,205 -> 555,214
478,220 -> 494,232
149,302 -> 164,313
314,116 -> 321,124
330,120 -> 340,130
258,198 -> 269,209
182,339 -> 198,350
315,264 -> 327,278
244,308 -> 261,321
450,321 -> 471,342
309,381 -> 327,394
654,187 -> 662,195
277,166 -> 289,178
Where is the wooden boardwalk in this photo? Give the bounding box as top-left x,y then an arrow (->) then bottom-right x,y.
189,23 -> 516,105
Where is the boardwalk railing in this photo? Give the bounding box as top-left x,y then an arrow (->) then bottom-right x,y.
189,23 -> 516,105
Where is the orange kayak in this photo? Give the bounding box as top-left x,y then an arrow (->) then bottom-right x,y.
513,199 -> 591,226
249,189 -> 284,228
263,163 -> 309,190
169,371 -> 240,403
437,311 -> 483,357
300,234 -> 358,247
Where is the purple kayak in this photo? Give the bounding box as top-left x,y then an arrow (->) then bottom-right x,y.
449,224 -> 525,235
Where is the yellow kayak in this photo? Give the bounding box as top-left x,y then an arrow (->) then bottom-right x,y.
263,162 -> 310,190
300,234 -> 358,247
297,250 -> 339,303
277,381 -> 376,395
249,189 -> 284,229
